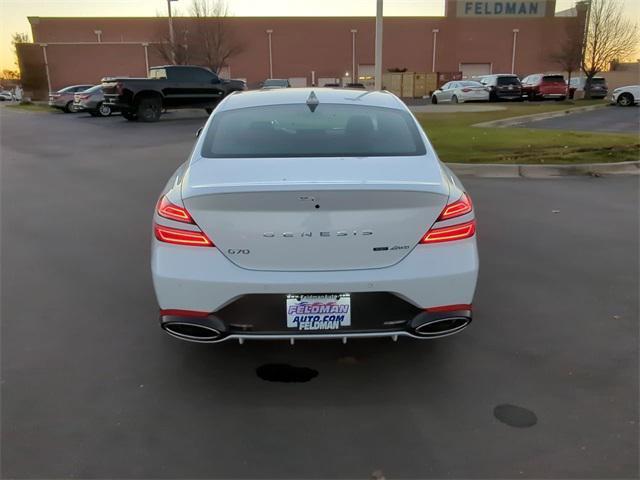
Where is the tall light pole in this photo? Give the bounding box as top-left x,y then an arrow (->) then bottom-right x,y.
431,29 -> 439,72
266,29 -> 274,78
374,0 -> 383,90
511,28 -> 519,74
167,0 -> 178,64
350,29 -> 358,81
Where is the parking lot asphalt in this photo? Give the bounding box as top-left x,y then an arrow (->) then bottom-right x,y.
2,106 -> 638,479
519,104 -> 640,133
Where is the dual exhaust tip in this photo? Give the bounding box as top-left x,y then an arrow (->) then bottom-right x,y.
161,314 -> 471,342
161,318 -> 223,343
413,317 -> 471,338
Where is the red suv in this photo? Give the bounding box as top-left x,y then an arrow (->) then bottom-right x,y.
521,74 -> 568,101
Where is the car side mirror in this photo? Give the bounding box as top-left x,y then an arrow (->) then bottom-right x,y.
196,127 -> 203,138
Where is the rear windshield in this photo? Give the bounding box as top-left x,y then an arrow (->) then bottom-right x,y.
497,76 -> 520,86
201,104 -> 426,158
543,75 -> 565,82
149,68 -> 167,79
592,78 -> 606,85
84,85 -> 102,93
459,81 -> 483,87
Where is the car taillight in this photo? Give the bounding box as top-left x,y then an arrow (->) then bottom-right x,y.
419,193 -> 476,244
78,94 -> 90,100
437,193 -> 473,221
461,88 -> 472,92
155,196 -> 214,247
421,220 -> 476,244
154,224 -> 213,247
157,195 -> 194,223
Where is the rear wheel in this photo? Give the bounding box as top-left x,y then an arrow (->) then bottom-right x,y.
431,96 -> 438,104
122,111 -> 138,121
137,97 -> 162,122
618,93 -> 634,106
63,101 -> 75,113
97,102 -> 112,117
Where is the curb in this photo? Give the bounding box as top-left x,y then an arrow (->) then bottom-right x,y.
447,160 -> 640,178
473,103 -> 608,128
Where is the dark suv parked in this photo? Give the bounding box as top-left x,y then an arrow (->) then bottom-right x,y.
478,74 -> 522,101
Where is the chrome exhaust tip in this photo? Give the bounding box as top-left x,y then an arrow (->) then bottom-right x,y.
414,317 -> 470,338
162,321 -> 222,343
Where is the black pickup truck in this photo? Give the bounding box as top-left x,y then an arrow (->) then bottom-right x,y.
102,65 -> 246,122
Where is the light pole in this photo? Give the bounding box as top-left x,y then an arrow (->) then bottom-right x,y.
431,29 -> 439,72
266,29 -> 274,78
167,0 -> 178,64
350,29 -> 358,82
374,0 -> 383,90
511,28 -> 519,74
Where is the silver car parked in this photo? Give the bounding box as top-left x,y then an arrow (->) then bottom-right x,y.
73,85 -> 117,117
48,85 -> 93,112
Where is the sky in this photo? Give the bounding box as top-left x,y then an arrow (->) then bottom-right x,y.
1,0 -> 639,71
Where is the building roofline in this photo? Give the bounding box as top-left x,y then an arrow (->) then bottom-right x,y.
28,15 -> 449,23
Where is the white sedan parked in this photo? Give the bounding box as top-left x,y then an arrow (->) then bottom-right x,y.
611,85 -> 640,106
151,88 -> 479,344
431,81 -> 489,104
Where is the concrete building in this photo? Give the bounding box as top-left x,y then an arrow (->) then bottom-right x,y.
17,0 -> 588,98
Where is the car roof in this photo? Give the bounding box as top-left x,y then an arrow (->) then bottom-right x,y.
217,88 -> 405,111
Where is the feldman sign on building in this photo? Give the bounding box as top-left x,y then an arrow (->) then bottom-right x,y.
457,1 -> 547,17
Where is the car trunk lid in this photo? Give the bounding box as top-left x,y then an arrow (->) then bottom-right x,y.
182,156 -> 449,272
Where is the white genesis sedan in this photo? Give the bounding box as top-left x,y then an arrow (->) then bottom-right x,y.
151,88 -> 479,343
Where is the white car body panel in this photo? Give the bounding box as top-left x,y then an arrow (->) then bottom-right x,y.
151,88 -> 479,342
611,85 -> 640,105
433,82 -> 489,103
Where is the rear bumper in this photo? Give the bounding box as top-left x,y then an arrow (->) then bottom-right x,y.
495,92 -> 522,100
159,306 -> 473,343
103,95 -> 130,109
152,236 -> 479,339
460,92 -> 490,102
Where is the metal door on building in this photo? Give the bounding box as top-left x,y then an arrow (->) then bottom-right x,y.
358,64 -> 375,89
318,77 -> 340,86
460,63 -> 492,80
288,77 -> 308,87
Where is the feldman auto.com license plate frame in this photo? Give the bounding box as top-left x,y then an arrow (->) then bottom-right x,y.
286,294 -> 351,331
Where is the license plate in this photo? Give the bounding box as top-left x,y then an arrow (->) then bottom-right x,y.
286,294 -> 351,331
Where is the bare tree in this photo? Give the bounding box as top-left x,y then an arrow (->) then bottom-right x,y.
582,0 -> 638,98
190,0 -> 243,74
11,32 -> 30,67
152,16 -> 191,66
550,21 -> 583,93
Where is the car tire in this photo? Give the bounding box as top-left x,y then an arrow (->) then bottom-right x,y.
617,93 -> 634,107
121,111 -> 138,121
451,95 -> 459,104
431,96 -> 438,105
97,103 -> 112,117
63,101 -> 75,113
137,97 -> 162,122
